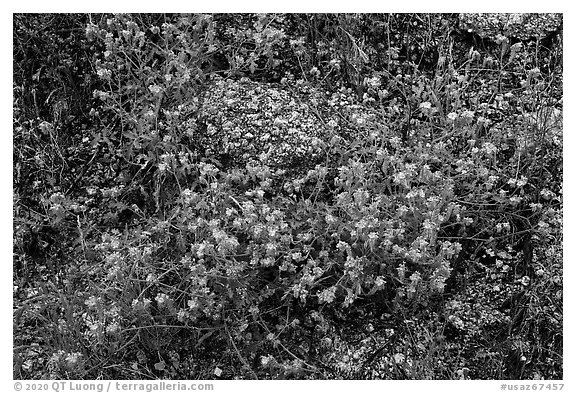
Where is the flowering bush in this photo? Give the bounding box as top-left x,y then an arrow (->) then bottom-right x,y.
14,13 -> 562,380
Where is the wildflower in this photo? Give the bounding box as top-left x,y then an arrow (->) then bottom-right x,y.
516,176 -> 528,187
406,189 -> 425,199
448,315 -> 465,330
261,355 -> 275,367
96,67 -> 112,80
486,175 -> 499,189
84,296 -> 99,309
155,293 -> 170,306
393,171 -> 407,185
265,242 -> 277,256
161,23 -> 175,33
374,276 -> 386,288
143,109 -> 155,120
510,42 -> 523,52
148,85 -> 163,95
397,263 -> 406,281
85,23 -> 99,39
177,309 -> 190,322
49,192 -> 66,204
470,49 -> 481,61
528,68 -> 541,78
495,34 -> 509,45
142,273 -> 156,284
495,222 -> 511,233
390,136 -> 402,148
65,352 -> 83,366
456,368 -> 470,380
132,298 -> 151,311
198,162 -> 219,177
352,113 -> 366,125
321,337 -> 333,348
375,148 -> 387,160
540,189 -> 555,200
407,272 -> 422,296
362,76 -> 379,90
325,214 -> 336,224
267,226 -> 278,237
510,42 -> 523,60
187,299 -> 199,310
318,286 -> 337,304
336,241 -> 349,253
477,166 -> 489,177
393,353 -> 405,363
461,110 -> 475,120
329,59 -> 341,69
106,322 -> 120,334
477,116 -> 491,127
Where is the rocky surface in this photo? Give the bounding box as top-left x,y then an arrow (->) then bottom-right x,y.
459,13 -> 562,40
199,76 -> 331,170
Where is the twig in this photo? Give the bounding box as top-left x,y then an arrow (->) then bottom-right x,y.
223,315 -> 259,380
362,335 -> 395,367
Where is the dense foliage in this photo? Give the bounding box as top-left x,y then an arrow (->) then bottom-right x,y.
13,13 -> 562,380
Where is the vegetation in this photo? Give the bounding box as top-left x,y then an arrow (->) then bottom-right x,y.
13,13 -> 562,380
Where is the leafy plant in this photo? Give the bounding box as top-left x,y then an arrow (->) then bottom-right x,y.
14,13 -> 562,380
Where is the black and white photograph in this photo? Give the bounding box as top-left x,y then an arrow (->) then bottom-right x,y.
13,12 -> 563,384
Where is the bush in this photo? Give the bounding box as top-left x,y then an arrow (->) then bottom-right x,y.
14,13 -> 562,380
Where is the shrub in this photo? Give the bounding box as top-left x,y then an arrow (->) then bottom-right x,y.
14,13 -> 562,380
